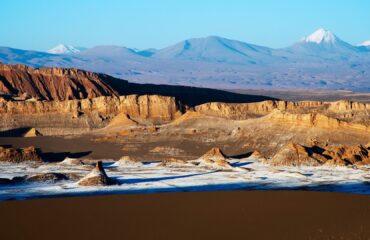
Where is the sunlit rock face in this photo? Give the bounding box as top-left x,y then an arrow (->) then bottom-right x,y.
78,161 -> 117,186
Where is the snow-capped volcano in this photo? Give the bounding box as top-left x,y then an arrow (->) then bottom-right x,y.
301,28 -> 337,44
287,28 -> 359,57
47,44 -> 82,54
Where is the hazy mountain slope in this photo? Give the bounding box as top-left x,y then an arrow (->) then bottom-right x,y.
1,29 -> 370,91
153,36 -> 281,65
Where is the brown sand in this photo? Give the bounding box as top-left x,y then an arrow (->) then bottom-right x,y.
0,136 -> 124,160
0,191 -> 369,240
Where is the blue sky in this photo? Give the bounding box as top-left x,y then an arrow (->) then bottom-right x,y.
1,0 -> 370,51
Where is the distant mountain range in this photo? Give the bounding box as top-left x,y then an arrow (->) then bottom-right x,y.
1,28 -> 370,91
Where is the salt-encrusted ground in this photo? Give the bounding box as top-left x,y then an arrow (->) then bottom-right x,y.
0,157 -> 369,200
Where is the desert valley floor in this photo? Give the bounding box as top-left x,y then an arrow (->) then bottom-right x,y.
0,63 -> 369,239
0,63 -> 369,200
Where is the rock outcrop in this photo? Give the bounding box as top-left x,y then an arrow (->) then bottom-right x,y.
323,144 -> 370,166
23,128 -> 42,137
0,146 -> 42,163
200,147 -> 227,161
270,143 -> 322,166
106,113 -> 138,128
26,173 -> 70,183
58,157 -> 85,166
269,142 -> 370,166
198,148 -> 232,169
113,156 -> 143,167
249,150 -> 267,162
0,173 -> 79,185
78,161 -> 117,186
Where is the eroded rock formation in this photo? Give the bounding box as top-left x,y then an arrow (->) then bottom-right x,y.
0,146 -> 42,163
198,148 -> 233,169
23,128 -> 42,137
78,161 -> 117,186
269,142 -> 370,166
114,156 -> 143,167
200,147 -> 227,161
0,173 -> 79,185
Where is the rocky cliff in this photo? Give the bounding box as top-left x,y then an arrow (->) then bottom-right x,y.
0,63 -> 119,100
1,95 -> 369,135
195,100 -> 370,132
0,95 -> 184,135
195,100 -> 370,119
265,110 -> 370,132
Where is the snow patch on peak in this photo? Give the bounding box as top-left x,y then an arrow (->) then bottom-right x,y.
358,40 -> 370,47
47,44 -> 81,54
301,28 -> 337,44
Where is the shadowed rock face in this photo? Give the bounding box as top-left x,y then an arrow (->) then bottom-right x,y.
0,146 -> 42,163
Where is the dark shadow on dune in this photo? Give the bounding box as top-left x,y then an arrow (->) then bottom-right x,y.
0,128 -> 32,137
231,162 -> 254,167
230,152 -> 253,159
0,144 -> 91,162
5,182 -> 370,201
41,151 -> 92,162
0,144 -> 12,148
101,76 -> 278,107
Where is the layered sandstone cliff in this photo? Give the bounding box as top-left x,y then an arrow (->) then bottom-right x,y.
195,100 -> 370,132
265,110 -> 370,132
1,95 -> 368,135
0,95 -> 184,135
195,100 -> 370,119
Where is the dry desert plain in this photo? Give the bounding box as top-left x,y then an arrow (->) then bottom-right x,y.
0,63 -> 369,239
